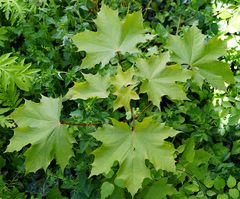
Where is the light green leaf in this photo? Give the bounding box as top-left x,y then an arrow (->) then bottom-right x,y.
227,175 -> 236,188
214,176 -> 226,191
181,138 -> 195,163
217,194 -> 228,199
113,85 -> 139,111
229,188 -> 239,199
110,66 -> 137,88
66,73 -> 110,100
184,183 -> 199,193
72,4 -> 151,68
136,52 -> 191,107
101,182 -> 115,199
6,96 -> 76,173
0,53 -> 39,91
0,0 -> 27,24
91,117 -> 180,196
167,26 -> 234,90
144,178 -> 178,199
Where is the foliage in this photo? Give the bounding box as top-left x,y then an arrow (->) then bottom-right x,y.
0,0 -> 239,198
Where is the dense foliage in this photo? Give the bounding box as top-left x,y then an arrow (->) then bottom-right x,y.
0,0 -> 240,198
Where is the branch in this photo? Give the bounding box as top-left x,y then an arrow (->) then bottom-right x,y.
130,106 -> 135,131
60,121 -> 102,126
136,103 -> 152,119
117,51 -> 123,66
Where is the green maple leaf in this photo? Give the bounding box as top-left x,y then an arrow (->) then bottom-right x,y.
66,73 -> 110,100
113,85 -> 139,111
72,4 -> 151,68
6,96 -> 76,173
136,52 -> 191,107
167,26 -> 234,90
91,117 -> 179,196
110,66 -> 137,88
110,66 -> 139,111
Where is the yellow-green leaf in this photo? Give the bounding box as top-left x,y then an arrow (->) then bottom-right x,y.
5,96 -> 76,173
91,117 -> 180,196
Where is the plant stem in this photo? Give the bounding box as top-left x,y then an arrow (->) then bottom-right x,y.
131,106 -> 135,131
136,103 -> 152,119
60,121 -> 102,126
117,51 -> 123,66
176,15 -> 182,35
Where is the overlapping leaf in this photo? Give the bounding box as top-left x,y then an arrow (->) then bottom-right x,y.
72,4 -> 151,68
167,26 -> 234,90
6,96 -> 76,173
110,66 -> 139,111
136,52 -> 191,107
66,73 -> 110,100
91,117 -> 179,196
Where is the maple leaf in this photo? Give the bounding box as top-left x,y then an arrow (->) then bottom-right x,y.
110,66 -> 139,111
5,96 -> 76,173
90,117 -> 179,196
66,73 -> 110,100
167,26 -> 234,90
113,85 -> 139,111
136,52 -> 191,107
72,4 -> 151,68
110,65 -> 137,88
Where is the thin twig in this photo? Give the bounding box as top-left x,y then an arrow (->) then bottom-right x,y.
130,106 -> 135,131
136,103 -> 152,119
60,121 -> 102,126
175,15 -> 182,35
117,51 -> 123,66
143,0 -> 152,17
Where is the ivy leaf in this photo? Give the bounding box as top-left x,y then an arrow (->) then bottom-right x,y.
113,85 -> 139,111
5,96 -> 76,173
136,52 -> 191,107
66,73 -> 110,100
91,117 -> 180,196
72,4 -> 151,68
167,26 -> 234,90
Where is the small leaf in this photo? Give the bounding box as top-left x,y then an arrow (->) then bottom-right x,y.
101,182 -> 114,199
184,183 -> 199,193
144,178 -> 178,199
229,188 -> 239,199
46,187 -> 65,199
113,86 -> 139,111
227,175 -> 236,188
66,73 -> 110,100
214,176 -> 226,191
207,190 -> 216,196
217,194 -> 229,199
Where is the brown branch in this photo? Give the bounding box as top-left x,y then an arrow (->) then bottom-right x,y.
117,51 -> 123,66
60,121 -> 102,126
130,106 -> 135,131
136,103 -> 152,119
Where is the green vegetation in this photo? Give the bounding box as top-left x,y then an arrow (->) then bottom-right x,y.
0,0 -> 240,198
